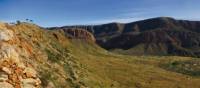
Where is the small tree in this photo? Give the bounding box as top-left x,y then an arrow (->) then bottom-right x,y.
16,20 -> 21,25
30,20 -> 33,23
26,19 -> 29,22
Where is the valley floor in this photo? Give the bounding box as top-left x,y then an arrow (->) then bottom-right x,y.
68,40 -> 200,88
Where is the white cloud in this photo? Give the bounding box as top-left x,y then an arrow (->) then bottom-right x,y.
83,17 -> 146,25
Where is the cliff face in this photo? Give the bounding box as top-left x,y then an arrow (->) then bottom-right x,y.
62,28 -> 96,42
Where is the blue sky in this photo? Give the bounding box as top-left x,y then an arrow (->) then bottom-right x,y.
0,0 -> 200,27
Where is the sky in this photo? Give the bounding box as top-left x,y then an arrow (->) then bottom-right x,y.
0,0 -> 200,27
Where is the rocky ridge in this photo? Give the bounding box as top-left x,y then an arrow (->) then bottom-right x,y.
0,23 -> 41,88
0,23 -> 89,88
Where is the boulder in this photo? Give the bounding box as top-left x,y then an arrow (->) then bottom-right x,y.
0,82 -> 14,88
21,78 -> 40,88
1,67 -> 12,74
0,29 -> 14,41
0,44 -> 20,63
0,72 -> 8,82
23,67 -> 37,78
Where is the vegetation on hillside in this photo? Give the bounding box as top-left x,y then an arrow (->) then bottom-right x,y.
161,59 -> 200,76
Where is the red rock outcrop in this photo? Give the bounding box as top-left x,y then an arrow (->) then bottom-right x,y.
63,28 -> 96,42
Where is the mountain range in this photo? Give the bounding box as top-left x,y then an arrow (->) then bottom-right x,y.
51,17 -> 200,57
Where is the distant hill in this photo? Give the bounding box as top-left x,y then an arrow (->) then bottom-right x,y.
51,17 -> 200,57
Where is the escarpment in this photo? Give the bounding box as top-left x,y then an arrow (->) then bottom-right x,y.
63,28 -> 96,42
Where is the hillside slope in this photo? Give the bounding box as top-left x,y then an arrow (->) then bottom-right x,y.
0,23 -> 86,88
0,22 -> 200,88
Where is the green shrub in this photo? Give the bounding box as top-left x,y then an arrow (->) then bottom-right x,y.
45,49 -> 60,63
161,60 -> 200,76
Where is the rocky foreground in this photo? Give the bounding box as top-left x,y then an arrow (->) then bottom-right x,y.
0,22 -> 89,88
0,23 -> 41,88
